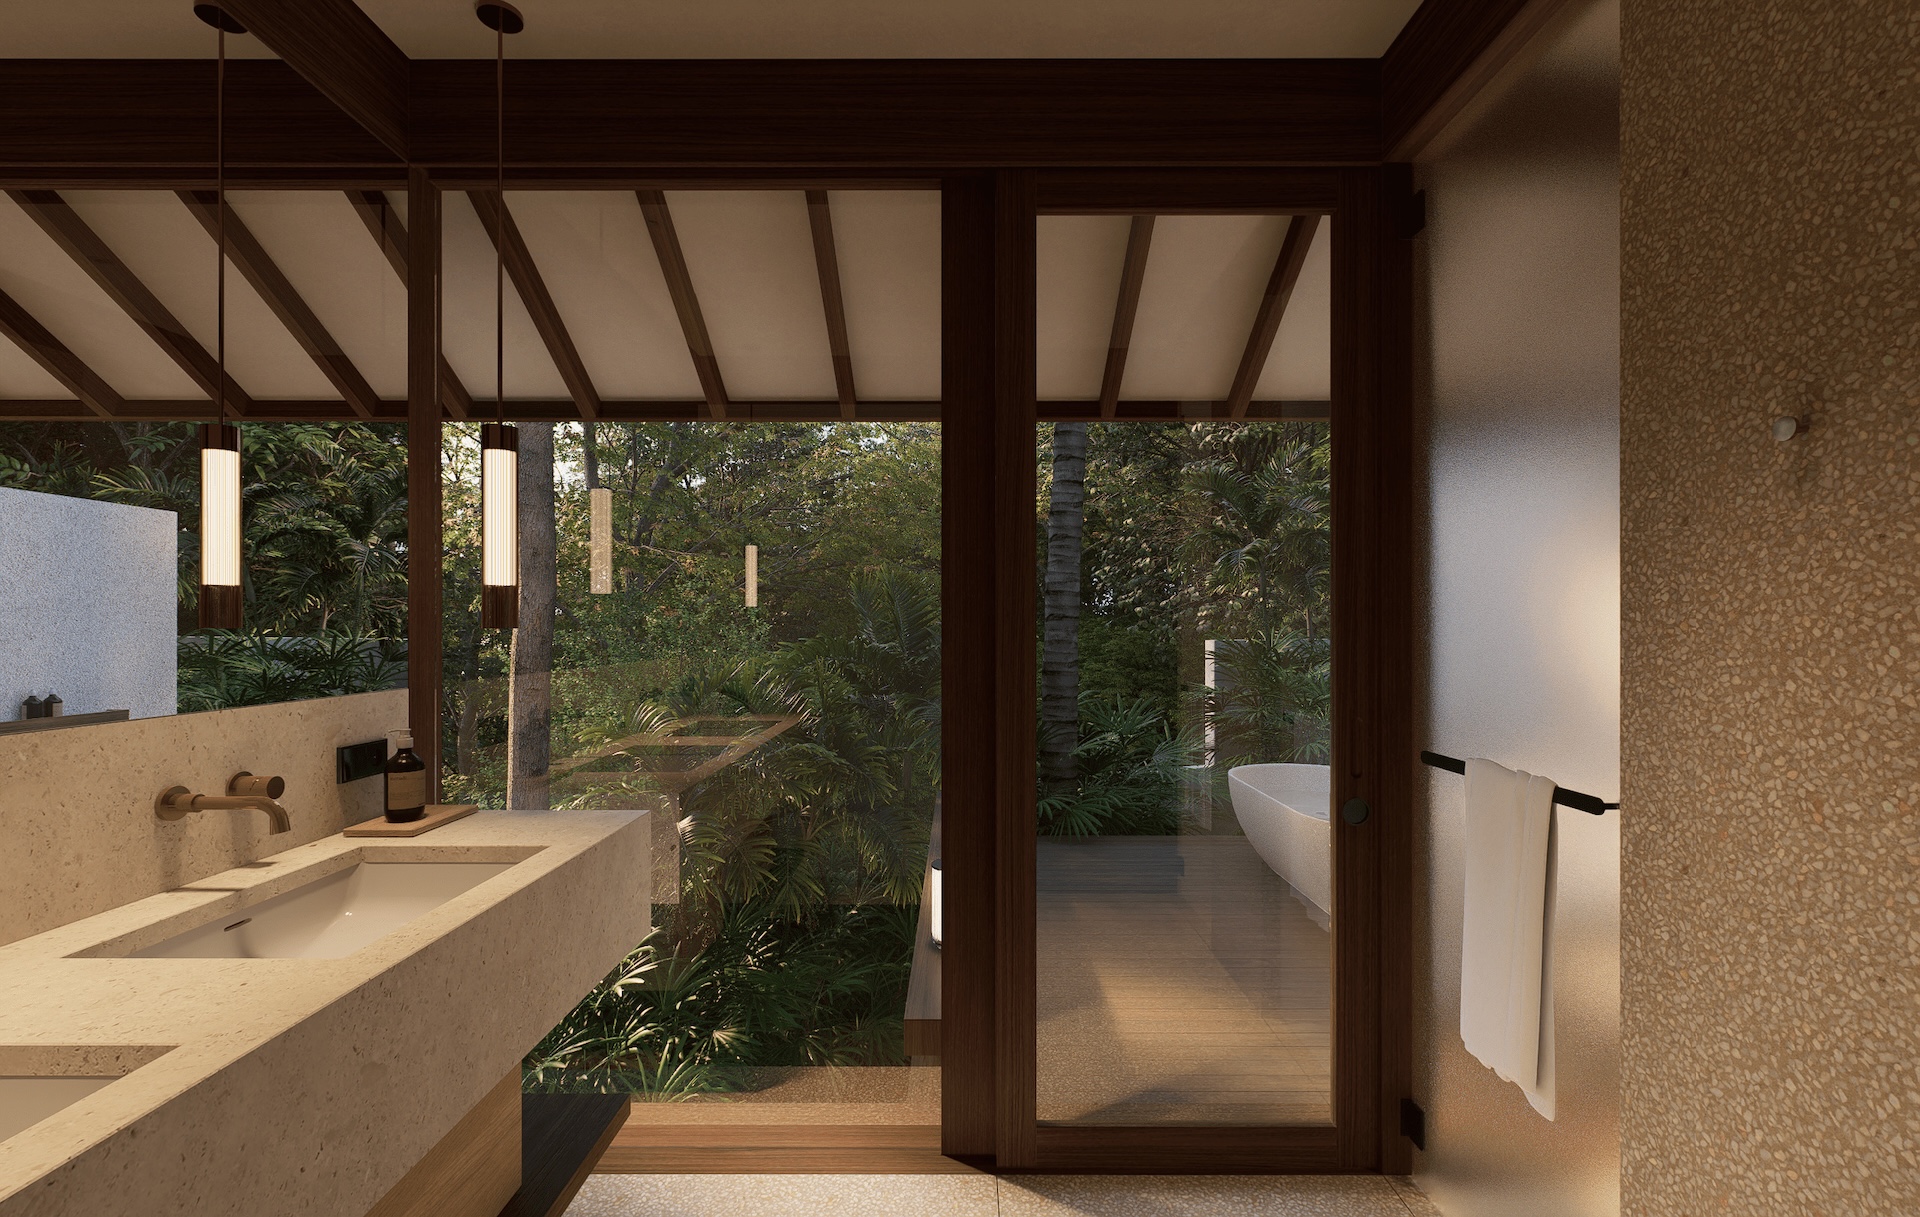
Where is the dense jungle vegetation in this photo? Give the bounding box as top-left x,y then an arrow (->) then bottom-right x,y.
0,417 -> 1330,1097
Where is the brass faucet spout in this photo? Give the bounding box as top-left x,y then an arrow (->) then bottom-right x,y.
155,772 -> 293,834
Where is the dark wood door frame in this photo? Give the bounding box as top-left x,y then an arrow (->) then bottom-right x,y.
941,165 -> 1415,1174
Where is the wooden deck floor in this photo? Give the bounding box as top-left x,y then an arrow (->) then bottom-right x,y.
1036,834 -> 1332,1126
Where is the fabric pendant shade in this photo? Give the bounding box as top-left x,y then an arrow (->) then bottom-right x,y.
480,422 -> 520,628
197,422 -> 242,629
589,487 -> 612,594
745,543 -> 759,608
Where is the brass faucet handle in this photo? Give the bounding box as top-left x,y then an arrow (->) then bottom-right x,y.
155,786 -> 195,821
229,772 -> 286,799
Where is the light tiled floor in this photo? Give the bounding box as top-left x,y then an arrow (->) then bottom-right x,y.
567,1174 -> 1440,1216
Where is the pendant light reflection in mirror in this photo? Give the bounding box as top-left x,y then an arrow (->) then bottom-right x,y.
478,1 -> 525,628
194,3 -> 248,631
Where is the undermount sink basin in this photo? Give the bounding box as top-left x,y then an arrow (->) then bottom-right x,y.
0,1077 -> 117,1144
128,862 -> 514,959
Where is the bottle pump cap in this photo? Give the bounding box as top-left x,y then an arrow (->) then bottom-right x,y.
393,730 -> 413,750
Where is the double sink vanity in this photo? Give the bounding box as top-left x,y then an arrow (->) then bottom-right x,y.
0,808 -> 650,1217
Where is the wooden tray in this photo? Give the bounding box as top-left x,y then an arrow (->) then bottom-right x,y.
344,804 -> 478,838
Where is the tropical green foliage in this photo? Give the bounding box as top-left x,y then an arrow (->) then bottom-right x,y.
0,421 -> 409,710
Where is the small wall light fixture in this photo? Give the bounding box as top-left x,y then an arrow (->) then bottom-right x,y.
589,486 -> 612,594
1771,415 -> 1808,442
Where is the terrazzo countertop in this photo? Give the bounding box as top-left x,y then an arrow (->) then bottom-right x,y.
0,808 -> 651,1217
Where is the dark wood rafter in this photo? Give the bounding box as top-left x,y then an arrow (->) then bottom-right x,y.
0,287 -> 124,418
468,190 -> 602,422
1227,213 -> 1322,419
7,189 -> 254,415
345,189 -> 473,419
804,190 -> 857,420
1097,214 -> 1154,420
215,0 -> 411,161
636,190 -> 728,420
176,190 -> 378,420
1382,0 -> 1581,159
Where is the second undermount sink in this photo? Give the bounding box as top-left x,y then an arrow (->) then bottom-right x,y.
127,861 -> 515,959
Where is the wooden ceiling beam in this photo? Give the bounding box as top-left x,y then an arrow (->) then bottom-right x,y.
345,189 -> 472,420
468,190 -> 601,422
1382,0 -> 1581,159
177,190 -> 378,420
636,190 -> 728,421
0,60 -> 1380,173
0,398 -> 1329,424
0,287 -> 124,418
214,0 -> 412,161
1097,214 -> 1155,420
804,190 -> 857,420
1226,214 -> 1321,420
7,189 -> 255,416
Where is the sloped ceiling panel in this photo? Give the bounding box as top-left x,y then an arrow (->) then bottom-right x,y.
0,195 -> 203,401
1037,215 -> 1133,402
1253,219 -> 1332,401
667,191 -> 837,403
228,191 -> 410,400
442,192 -> 570,401
65,191 -> 337,400
830,190 -> 941,402
504,192 -> 705,401
1122,214 -> 1291,402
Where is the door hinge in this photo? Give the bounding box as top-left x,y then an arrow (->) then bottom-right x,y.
1400,1097 -> 1426,1150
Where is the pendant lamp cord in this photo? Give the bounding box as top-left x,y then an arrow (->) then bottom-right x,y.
495,20 -> 505,425
216,23 -> 227,427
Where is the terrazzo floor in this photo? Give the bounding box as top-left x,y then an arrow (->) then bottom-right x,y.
566,1173 -> 1441,1216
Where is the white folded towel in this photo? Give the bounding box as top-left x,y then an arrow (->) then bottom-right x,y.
1460,758 -> 1558,1119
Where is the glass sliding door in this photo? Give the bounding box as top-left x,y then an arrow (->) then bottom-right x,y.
1033,212 -> 1335,1130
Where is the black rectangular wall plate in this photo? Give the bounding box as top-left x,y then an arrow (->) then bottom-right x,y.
337,738 -> 388,785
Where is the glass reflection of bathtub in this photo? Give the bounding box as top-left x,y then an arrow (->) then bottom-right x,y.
1227,763 -> 1331,916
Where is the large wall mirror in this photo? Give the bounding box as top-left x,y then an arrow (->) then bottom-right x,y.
0,188 -> 414,729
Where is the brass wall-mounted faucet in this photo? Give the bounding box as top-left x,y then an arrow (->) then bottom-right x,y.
155,772 -> 292,834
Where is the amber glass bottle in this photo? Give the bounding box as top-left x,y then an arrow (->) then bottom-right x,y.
384,731 -> 427,823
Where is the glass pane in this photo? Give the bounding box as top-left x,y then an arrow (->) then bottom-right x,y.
1033,212 -> 1333,1126
442,420 -> 941,1125
0,420 -> 408,721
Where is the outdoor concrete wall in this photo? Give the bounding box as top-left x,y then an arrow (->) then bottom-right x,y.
0,487 -> 177,721
1413,1 -> 1621,1213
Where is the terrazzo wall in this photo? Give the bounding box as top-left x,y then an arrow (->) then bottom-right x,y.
1413,1 -> 1621,1213
0,689 -> 406,945
1619,0 -> 1920,1213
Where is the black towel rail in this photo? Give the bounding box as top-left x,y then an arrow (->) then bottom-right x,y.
1420,750 -> 1617,815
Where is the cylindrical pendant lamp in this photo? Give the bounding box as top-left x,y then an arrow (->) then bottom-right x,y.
198,422 -> 242,629
744,543 -> 759,608
589,486 -> 612,594
480,422 -> 520,628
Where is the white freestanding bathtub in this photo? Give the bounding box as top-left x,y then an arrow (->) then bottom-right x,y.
1228,763 -> 1332,916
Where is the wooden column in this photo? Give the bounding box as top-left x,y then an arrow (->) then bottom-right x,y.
406,167 -> 444,800
1329,165 -> 1416,1173
939,170 -> 1036,1168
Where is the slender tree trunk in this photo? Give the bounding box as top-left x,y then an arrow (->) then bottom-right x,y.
1040,422 -> 1087,793
507,423 -> 556,810
581,420 -> 600,491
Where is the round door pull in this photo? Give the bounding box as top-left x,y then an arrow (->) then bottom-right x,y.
1341,797 -> 1371,826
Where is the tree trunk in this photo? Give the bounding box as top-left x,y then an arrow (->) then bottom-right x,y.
507,422 -> 556,810
581,420 -> 600,491
1040,422 -> 1087,793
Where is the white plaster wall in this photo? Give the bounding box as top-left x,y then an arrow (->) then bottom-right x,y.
1413,1 -> 1622,1213
0,688 -> 407,944
0,487 -> 177,721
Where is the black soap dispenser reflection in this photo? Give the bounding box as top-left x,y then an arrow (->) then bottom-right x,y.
384,730 -> 427,823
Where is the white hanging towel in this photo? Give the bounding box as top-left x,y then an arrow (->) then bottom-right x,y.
1460,758 -> 1558,1119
